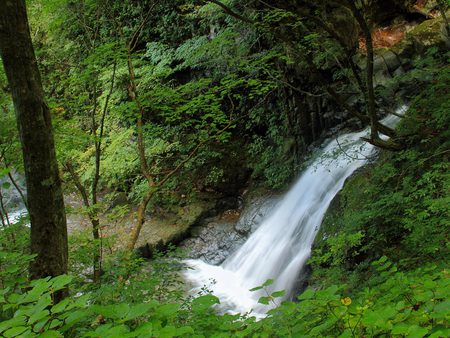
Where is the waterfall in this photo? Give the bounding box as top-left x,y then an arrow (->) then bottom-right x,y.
184,108 -> 406,315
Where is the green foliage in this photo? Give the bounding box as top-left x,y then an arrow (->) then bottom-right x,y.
1,1 -> 448,337
0,274 -> 192,337
0,223 -> 34,292
310,66 -> 450,288
1,258 -> 448,337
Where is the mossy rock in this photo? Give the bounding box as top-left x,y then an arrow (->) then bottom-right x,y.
407,17 -> 449,51
308,165 -> 375,287
135,196 -> 216,256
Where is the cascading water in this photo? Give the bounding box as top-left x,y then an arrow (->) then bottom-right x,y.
185,108 -> 405,315
0,173 -> 27,226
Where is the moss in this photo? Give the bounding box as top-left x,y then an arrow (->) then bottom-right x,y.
136,194 -> 216,251
408,17 -> 447,49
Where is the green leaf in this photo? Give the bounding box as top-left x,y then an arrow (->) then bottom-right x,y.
158,325 -> 177,338
51,298 -> 69,314
192,295 -> 219,312
262,279 -> 274,287
175,326 -> 195,336
59,310 -> 89,331
154,304 -> 179,318
133,322 -> 153,336
28,309 -> 49,325
258,296 -> 271,305
298,289 -> 315,300
89,323 -> 130,337
91,304 -> 130,320
408,325 -> 429,338
249,286 -> 263,292
122,303 -> 156,321
271,290 -> 286,298
0,315 -> 26,333
3,326 -> 28,337
50,275 -> 73,291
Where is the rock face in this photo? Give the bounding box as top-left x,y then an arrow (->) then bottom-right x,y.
181,195 -> 279,265
182,221 -> 246,265
234,196 -> 280,235
365,14 -> 450,94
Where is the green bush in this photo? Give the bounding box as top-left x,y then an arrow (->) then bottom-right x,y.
1,257 -> 448,337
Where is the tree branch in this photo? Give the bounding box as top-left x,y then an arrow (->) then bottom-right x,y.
207,0 -> 255,24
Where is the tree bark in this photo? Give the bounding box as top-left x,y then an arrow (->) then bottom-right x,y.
0,0 -> 68,288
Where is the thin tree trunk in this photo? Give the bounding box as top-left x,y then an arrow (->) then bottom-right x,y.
0,188 -> 15,243
90,62 -> 116,281
0,188 -> 10,226
0,208 -> 6,229
63,62 -> 116,281
345,1 -> 379,139
0,0 -> 68,297
127,188 -> 155,250
124,46 -> 156,250
1,159 -> 28,210
7,171 -> 28,210
64,161 -> 102,281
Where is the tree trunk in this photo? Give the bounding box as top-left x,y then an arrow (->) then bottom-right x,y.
0,0 -> 68,287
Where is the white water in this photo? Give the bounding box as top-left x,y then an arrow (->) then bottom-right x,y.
184,108 -> 406,315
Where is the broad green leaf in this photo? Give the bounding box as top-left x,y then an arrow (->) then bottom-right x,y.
262,279 -> 274,287
3,326 -> 28,337
50,275 -> 73,291
298,289 -> 315,300
258,296 -> 271,305
192,295 -> 219,312
91,303 -> 130,320
271,290 -> 286,298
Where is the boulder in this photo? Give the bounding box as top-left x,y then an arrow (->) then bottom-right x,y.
408,16 -> 450,52
379,49 -> 402,73
180,193 -> 279,265
134,196 -> 217,257
181,221 -> 246,265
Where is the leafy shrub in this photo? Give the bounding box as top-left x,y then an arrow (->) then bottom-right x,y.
1,258 -> 448,337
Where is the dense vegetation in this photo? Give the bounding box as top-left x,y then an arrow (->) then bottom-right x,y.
0,0 -> 449,337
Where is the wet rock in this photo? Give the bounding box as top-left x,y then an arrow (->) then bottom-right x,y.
181,194 -> 279,265
181,221 -> 246,265
235,196 -> 279,235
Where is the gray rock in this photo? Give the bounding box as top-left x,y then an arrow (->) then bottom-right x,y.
181,194 -> 279,265
393,67 -> 406,78
235,196 -> 279,235
379,49 -> 401,73
181,221 -> 246,265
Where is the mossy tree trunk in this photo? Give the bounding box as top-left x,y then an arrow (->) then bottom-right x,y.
0,0 -> 68,293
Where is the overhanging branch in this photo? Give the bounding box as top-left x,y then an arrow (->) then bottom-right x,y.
207,0 -> 255,24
